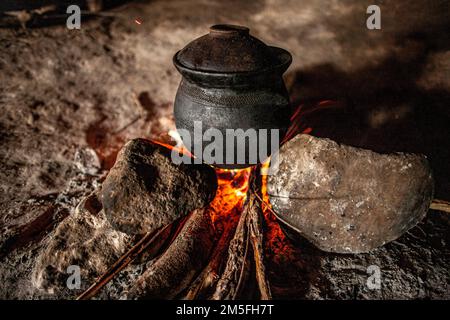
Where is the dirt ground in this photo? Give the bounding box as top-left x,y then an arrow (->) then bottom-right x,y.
0,0 -> 448,299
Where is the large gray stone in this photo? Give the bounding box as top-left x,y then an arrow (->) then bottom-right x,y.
101,138 -> 217,235
268,134 -> 434,253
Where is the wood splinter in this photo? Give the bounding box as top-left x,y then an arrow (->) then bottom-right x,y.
76,221 -> 174,300
430,199 -> 450,214
211,192 -> 272,300
212,199 -> 251,300
248,193 -> 272,300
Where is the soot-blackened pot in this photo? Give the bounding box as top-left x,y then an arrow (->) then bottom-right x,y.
173,24 -> 292,169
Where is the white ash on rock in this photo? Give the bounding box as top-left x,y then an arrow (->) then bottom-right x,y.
73,147 -> 102,176
101,138 -> 218,235
268,134 -> 434,253
32,191 -> 133,298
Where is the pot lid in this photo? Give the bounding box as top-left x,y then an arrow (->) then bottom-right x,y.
175,24 -> 283,73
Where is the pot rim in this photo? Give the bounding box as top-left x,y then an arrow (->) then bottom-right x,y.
173,46 -> 292,87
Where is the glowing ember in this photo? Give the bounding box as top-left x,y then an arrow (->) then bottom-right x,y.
260,160 -> 292,257
150,139 -> 192,157
150,138 -> 251,226
150,127 -> 302,257
206,167 -> 252,225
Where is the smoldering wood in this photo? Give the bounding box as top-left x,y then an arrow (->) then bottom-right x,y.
184,213 -> 240,299
211,199 -> 252,300
126,208 -> 216,299
247,193 -> 272,300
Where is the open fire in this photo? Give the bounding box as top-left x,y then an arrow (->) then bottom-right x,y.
74,137 -> 287,300
71,96 -> 339,300
1,0 -> 449,303
26,87 -> 442,301
207,168 -> 252,225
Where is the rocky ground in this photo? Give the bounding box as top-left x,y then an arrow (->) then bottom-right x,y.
0,0 -> 449,299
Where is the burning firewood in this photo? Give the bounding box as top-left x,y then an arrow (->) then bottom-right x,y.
183,209 -> 240,299
211,193 -> 272,300
247,194 -> 272,300
125,208 -> 216,299
30,136 -> 448,300
1,2 -> 448,301
212,198 -> 252,300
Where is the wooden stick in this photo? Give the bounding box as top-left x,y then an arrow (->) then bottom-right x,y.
252,190 -> 278,219
126,209 -> 215,299
212,202 -> 251,300
247,193 -> 272,300
76,224 -> 172,300
430,199 -> 450,213
188,169 -> 258,300
256,189 -> 450,216
184,216 -> 238,299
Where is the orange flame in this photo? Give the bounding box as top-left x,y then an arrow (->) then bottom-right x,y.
206,167 -> 252,225
150,138 -> 289,254
150,139 -> 192,157
146,100 -> 338,260
260,160 -> 293,258
150,138 -> 251,227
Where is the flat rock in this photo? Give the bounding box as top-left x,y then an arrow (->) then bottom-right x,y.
268,134 -> 434,253
101,138 -> 217,235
